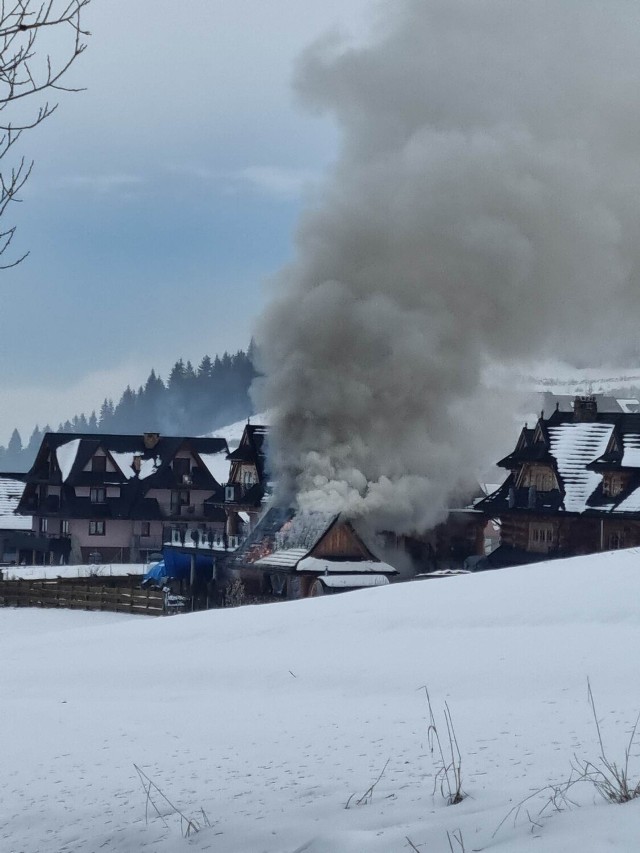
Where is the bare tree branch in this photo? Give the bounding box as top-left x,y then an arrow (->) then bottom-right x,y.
0,0 -> 90,266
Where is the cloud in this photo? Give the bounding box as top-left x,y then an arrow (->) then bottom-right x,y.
167,163 -> 318,200
236,166 -> 318,199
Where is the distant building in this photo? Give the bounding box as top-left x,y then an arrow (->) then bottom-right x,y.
0,474 -> 44,565
16,432 -> 230,564
477,396 -> 640,560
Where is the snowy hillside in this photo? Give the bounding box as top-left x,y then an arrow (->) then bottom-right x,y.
4,550 -> 640,852
204,411 -> 270,450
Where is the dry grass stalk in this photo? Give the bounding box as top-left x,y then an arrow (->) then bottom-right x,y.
422,686 -> 466,805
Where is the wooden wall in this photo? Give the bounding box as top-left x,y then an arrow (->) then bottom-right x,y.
311,522 -> 371,560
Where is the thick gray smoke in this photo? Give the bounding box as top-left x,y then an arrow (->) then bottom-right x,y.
254,0 -> 640,533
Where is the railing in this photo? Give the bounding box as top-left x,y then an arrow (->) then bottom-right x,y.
164,527 -> 243,551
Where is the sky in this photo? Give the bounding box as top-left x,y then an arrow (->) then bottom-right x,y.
0,0 -> 373,444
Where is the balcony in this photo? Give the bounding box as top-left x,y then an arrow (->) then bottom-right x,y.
163,526 -> 243,552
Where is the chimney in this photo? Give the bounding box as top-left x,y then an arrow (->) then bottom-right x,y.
573,395 -> 597,423
143,432 -> 160,449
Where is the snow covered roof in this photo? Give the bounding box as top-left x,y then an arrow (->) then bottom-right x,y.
56,438 -> 82,482
620,434 -> 640,467
254,548 -> 309,568
319,574 -> 390,588
297,557 -> 397,575
480,403 -> 640,517
197,450 -> 229,485
0,476 -> 30,530
547,422 -> 614,512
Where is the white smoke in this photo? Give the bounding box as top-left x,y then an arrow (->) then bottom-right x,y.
254,0 -> 640,533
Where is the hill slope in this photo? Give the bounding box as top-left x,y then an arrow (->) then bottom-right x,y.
3,551 -> 640,851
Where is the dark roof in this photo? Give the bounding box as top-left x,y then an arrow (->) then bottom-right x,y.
17,432 -> 229,522
228,423 -> 269,482
479,405 -> 640,517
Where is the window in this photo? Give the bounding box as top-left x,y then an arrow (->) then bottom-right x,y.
60,520 -> 70,536
91,455 -> 107,473
608,531 -> 624,550
533,469 -> 554,491
173,457 -> 191,479
242,468 -> 257,486
141,521 -> 150,537
529,523 -> 555,552
90,487 -> 106,504
170,490 -> 190,513
89,520 -> 105,536
603,474 -> 625,498
39,517 -> 48,534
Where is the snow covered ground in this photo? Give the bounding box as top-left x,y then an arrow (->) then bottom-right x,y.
1,563 -> 149,580
3,550 -> 640,852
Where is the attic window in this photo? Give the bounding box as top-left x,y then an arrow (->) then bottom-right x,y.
533,469 -> 554,491
90,487 -> 106,504
603,474 -> 625,497
173,458 -> 191,479
92,455 -> 107,473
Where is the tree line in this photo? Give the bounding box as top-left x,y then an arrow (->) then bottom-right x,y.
0,347 -> 257,472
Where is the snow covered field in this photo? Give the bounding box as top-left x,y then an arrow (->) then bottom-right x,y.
3,550 -> 640,852
1,563 -> 149,580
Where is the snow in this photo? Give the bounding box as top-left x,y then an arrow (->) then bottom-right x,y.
198,450 -> 230,485
204,411 -> 270,450
137,455 -> 161,480
109,452 -> 160,480
55,438 -> 82,482
618,399 -> 640,413
621,433 -> 640,467
255,547 -> 309,567
0,476 -> 30,529
2,562 -> 148,580
5,549 -> 640,851
297,556 -> 397,574
110,451 -> 136,479
547,422 -> 613,511
319,574 -> 390,588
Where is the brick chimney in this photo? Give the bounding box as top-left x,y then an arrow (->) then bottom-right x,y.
143,432 -> 160,449
573,395 -> 597,423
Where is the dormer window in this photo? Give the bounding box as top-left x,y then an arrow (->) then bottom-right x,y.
603,473 -> 626,498
173,458 -> 191,479
92,455 -> 107,473
533,469 -> 554,491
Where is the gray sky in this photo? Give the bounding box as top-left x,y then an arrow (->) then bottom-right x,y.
0,0 -> 373,444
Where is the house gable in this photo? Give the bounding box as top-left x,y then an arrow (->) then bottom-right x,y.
309,519 -> 375,561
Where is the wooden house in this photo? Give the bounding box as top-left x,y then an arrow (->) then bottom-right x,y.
227,507 -> 397,599
477,396 -> 640,560
218,422 -> 270,538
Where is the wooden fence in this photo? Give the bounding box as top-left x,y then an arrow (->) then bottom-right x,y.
0,579 -> 180,616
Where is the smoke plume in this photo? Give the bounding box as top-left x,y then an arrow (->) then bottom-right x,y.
254,0 -> 640,533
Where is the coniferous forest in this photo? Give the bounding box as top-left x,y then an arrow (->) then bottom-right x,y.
0,346 -> 258,472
